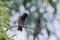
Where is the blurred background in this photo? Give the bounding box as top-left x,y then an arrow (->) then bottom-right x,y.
0,0 -> 60,40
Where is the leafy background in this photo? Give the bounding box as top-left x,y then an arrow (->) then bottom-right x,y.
0,0 -> 60,40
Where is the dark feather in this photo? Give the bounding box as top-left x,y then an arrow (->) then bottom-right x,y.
17,13 -> 28,31
17,26 -> 22,31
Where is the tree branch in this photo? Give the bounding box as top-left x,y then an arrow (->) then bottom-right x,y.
5,25 -> 39,40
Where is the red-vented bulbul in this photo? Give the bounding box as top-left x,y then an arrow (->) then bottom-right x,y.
34,19 -> 41,40
17,13 -> 28,31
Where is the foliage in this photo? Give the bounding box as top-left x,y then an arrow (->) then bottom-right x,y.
48,0 -> 57,16
0,0 -> 58,40
0,1 -> 13,40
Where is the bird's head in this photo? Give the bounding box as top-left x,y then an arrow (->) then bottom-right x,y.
21,13 -> 28,19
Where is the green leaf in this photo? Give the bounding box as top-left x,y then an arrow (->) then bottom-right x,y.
0,27 -> 3,32
4,20 -> 12,30
45,23 -> 50,36
0,1 -> 4,6
0,7 -> 9,14
23,0 -> 31,8
11,34 -> 16,38
2,33 -> 8,39
0,37 -> 6,40
48,0 -> 57,16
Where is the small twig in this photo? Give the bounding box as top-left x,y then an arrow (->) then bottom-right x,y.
4,26 -> 17,32
5,26 -> 39,40
53,32 -> 60,40
5,26 -> 34,32
24,26 -> 34,30
34,31 -> 39,40
37,36 -> 39,40
5,29 -> 8,32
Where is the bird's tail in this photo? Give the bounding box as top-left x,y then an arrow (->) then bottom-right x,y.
17,26 -> 22,31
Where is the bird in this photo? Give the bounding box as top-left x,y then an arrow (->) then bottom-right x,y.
34,19 -> 41,40
17,13 -> 28,31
